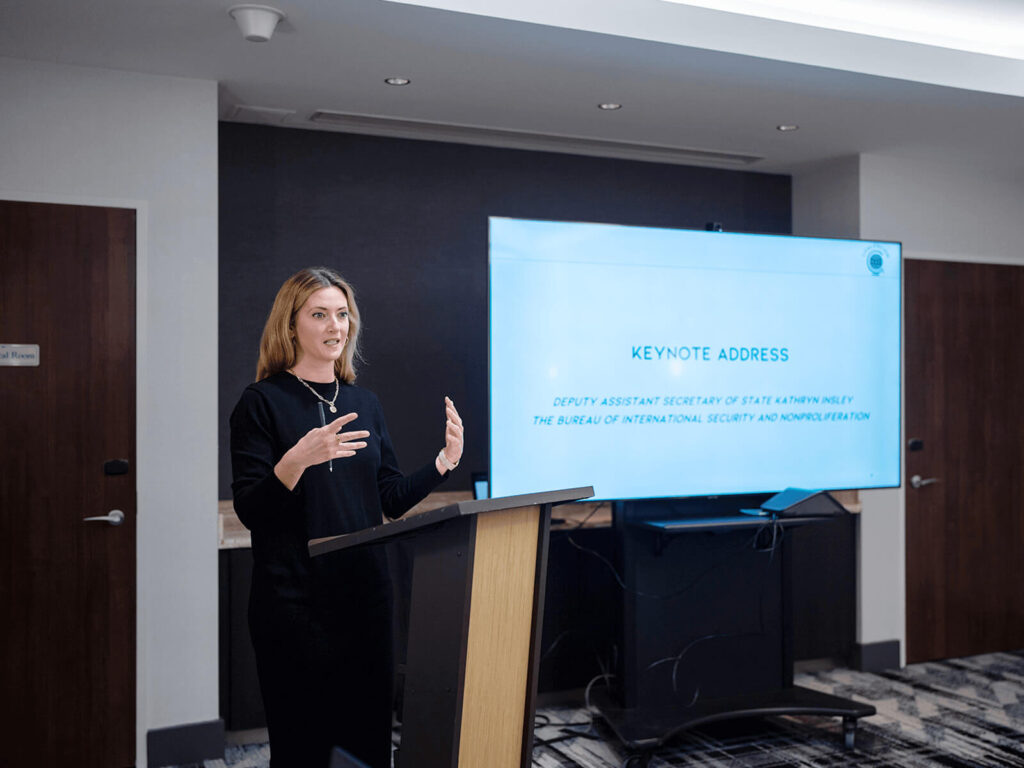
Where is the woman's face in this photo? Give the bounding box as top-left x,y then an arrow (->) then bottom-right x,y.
292,285 -> 350,371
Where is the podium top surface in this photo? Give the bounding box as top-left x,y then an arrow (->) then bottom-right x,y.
308,486 -> 593,558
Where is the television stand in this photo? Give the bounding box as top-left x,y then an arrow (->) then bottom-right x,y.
596,507 -> 875,756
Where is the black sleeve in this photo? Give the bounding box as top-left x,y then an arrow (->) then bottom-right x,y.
375,402 -> 448,520
229,387 -> 301,532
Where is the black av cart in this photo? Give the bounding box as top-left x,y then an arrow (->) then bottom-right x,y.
593,493 -> 875,760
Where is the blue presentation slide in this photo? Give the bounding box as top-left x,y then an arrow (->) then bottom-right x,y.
489,217 -> 901,500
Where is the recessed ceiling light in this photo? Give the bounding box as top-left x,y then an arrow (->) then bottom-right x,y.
776,124 -> 799,132
384,77 -> 411,86
598,103 -> 622,111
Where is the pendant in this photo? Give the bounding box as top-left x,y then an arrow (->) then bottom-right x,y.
329,405 -> 337,413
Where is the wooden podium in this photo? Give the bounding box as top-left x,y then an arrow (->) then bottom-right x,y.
309,487 -> 593,768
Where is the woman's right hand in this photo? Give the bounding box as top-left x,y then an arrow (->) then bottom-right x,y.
274,412 -> 369,490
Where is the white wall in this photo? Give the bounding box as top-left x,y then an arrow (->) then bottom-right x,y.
859,154 -> 1024,267
792,157 -> 902,656
794,152 -> 1024,667
791,155 -> 860,240
0,57 -> 219,765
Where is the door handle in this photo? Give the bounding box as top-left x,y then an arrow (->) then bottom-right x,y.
83,509 -> 125,526
910,475 -> 939,489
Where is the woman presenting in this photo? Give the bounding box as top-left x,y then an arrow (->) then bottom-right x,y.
230,266 -> 463,767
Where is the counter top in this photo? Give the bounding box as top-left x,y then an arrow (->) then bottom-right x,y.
218,490 -> 856,549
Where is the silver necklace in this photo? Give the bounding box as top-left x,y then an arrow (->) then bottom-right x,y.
289,370 -> 340,413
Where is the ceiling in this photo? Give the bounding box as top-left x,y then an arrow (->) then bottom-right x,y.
2,0 -> 1022,177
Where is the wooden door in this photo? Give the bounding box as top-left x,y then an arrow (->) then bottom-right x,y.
905,259 -> 1024,663
0,200 -> 136,766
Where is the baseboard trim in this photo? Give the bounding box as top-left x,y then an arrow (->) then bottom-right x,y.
147,718 -> 224,767
855,640 -> 901,672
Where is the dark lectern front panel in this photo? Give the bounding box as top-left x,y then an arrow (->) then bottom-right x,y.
401,516 -> 477,767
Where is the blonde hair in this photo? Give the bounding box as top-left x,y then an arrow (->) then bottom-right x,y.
256,267 -> 362,383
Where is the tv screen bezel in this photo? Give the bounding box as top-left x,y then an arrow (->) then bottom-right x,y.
487,216 -> 903,503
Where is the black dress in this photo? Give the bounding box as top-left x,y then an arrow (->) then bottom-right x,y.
229,372 -> 447,768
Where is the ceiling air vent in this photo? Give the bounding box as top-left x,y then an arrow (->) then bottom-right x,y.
307,110 -> 762,167
229,105 -> 297,125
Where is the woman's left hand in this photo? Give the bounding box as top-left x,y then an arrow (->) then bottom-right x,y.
436,396 -> 464,475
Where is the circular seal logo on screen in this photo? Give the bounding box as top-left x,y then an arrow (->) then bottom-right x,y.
865,247 -> 886,275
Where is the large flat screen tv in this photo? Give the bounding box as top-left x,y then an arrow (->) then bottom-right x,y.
488,217 -> 901,501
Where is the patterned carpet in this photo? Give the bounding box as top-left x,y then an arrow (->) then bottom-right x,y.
187,650 -> 1024,768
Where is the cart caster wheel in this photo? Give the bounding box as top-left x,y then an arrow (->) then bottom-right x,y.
843,717 -> 856,750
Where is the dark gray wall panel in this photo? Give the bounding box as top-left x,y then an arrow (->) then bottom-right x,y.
218,124 -> 791,497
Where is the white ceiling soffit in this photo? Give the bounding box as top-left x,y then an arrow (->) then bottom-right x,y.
660,0 -> 1024,59
385,0 -> 1024,98
305,109 -> 764,166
